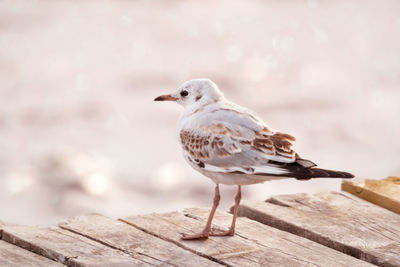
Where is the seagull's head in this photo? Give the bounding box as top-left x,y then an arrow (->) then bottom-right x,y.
154,79 -> 224,108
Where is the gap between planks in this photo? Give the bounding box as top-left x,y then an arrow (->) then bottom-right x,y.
1,225 -> 147,266
0,240 -> 65,267
0,205 -> 377,267
0,215 -> 221,267
236,191 -> 400,267
60,213 -> 222,267
59,224 -> 170,266
119,216 -> 230,267
1,192 -> 394,267
123,208 -> 374,267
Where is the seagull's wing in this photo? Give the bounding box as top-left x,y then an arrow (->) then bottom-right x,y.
180,107 -> 315,177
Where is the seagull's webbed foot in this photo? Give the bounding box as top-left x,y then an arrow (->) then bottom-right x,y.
210,227 -> 235,237
181,228 -> 210,240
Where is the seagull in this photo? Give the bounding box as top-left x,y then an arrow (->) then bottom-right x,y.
154,78 -> 354,240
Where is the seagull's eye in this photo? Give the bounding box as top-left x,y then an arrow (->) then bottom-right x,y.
180,90 -> 189,97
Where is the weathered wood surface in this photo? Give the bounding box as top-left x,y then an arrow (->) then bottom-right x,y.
123,208 -> 374,267
237,192 -> 400,267
59,213 -> 219,266
1,192 -> 398,266
0,240 -> 63,266
342,177 -> 400,214
1,224 -> 144,266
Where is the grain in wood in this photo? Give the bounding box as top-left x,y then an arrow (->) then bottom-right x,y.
237,192 -> 400,267
1,224 -> 147,266
123,208 -> 374,267
0,240 -> 64,266
60,213 -> 220,267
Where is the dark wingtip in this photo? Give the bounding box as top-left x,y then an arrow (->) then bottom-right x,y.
342,171 -> 355,179
307,168 -> 355,179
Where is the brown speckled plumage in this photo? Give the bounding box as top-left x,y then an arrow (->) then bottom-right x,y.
180,128 -> 296,161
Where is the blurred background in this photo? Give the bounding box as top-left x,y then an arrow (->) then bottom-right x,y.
0,0 -> 399,226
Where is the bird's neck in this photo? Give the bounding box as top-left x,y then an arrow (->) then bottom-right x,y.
182,98 -> 224,118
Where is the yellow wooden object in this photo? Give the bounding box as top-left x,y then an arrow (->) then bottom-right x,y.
342,176 -> 400,214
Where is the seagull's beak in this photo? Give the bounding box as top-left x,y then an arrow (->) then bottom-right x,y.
154,94 -> 178,102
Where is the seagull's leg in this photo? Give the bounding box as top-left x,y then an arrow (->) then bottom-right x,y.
181,184 -> 221,240
210,184 -> 241,237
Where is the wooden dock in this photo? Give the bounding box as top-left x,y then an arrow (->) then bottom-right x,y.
1,179 -> 399,267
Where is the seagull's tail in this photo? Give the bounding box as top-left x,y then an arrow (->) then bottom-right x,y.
257,159 -> 355,180
289,155 -> 354,180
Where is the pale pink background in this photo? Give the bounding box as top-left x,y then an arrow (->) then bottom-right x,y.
0,0 -> 399,226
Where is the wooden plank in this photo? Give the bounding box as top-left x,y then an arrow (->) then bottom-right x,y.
122,208 -> 374,267
342,177 -> 400,214
1,225 -> 148,266
237,192 -> 400,267
59,213 -> 221,267
0,240 -> 64,266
